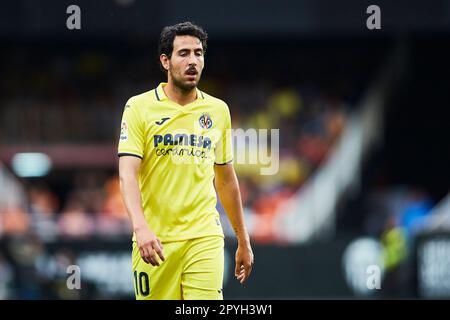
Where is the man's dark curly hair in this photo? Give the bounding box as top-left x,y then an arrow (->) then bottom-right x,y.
158,22 -> 208,73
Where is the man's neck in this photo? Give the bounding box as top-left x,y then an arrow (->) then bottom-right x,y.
163,81 -> 197,106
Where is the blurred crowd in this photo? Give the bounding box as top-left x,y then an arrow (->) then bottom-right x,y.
0,174 -> 130,240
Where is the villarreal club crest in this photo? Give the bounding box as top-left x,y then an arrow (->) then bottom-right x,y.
199,114 -> 213,129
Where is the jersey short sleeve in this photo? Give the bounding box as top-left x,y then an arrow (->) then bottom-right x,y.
117,100 -> 145,159
214,105 -> 233,165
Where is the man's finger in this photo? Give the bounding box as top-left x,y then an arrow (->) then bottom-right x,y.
145,247 -> 159,266
141,247 -> 150,264
236,265 -> 245,282
153,241 -> 165,262
140,248 -> 149,264
235,262 -> 243,277
141,253 -> 150,265
149,256 -> 157,266
147,254 -> 157,266
239,263 -> 252,284
149,253 -> 159,266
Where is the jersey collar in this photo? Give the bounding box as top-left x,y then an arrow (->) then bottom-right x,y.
155,82 -> 204,102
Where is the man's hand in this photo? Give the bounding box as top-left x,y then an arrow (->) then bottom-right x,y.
235,241 -> 254,284
135,226 -> 165,266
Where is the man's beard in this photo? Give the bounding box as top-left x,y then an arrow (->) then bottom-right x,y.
171,72 -> 199,92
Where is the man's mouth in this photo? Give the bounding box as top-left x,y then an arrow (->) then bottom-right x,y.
185,69 -> 198,76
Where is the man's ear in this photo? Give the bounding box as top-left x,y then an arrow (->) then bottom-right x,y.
160,54 -> 170,71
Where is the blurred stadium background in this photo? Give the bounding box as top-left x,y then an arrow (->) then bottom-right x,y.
0,0 -> 449,299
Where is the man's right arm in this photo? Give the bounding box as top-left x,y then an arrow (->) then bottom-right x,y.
119,156 -> 165,266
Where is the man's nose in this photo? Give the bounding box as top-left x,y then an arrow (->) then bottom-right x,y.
187,53 -> 197,65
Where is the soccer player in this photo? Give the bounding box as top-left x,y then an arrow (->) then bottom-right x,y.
118,22 -> 254,300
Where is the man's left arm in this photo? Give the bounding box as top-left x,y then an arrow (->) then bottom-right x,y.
214,163 -> 254,284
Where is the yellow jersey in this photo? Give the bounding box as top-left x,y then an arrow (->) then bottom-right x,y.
118,83 -> 233,242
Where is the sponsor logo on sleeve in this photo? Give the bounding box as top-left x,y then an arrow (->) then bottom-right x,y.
120,121 -> 128,141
